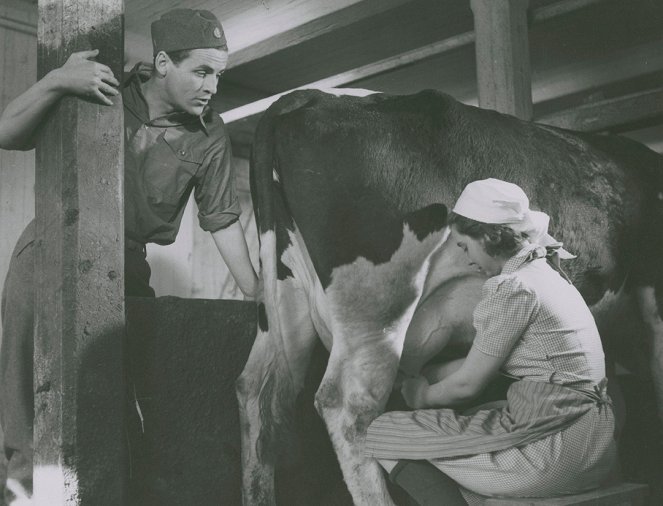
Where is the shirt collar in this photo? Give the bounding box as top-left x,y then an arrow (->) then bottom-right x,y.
123,64 -> 210,133
501,243 -> 547,275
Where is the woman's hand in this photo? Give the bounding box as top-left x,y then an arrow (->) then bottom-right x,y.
49,49 -> 120,105
401,375 -> 430,409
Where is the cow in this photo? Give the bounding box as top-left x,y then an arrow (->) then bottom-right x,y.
235,88 -> 663,505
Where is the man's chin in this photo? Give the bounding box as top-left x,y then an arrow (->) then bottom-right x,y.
186,103 -> 206,116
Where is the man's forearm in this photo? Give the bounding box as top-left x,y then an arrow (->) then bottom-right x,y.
0,49 -> 119,151
0,71 -> 65,150
211,220 -> 258,297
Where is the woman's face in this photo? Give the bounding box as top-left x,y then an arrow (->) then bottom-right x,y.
450,225 -> 505,277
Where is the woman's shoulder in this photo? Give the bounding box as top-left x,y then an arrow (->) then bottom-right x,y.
482,269 -> 537,301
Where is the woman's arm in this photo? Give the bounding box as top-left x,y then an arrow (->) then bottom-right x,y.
0,49 -> 119,151
401,345 -> 507,409
402,278 -> 538,409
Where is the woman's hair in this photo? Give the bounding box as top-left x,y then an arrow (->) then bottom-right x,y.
448,212 -> 528,258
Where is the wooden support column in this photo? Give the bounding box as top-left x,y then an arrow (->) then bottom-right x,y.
34,1 -> 125,504
470,0 -> 532,120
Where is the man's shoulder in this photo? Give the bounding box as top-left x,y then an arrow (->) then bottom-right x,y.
182,108 -> 229,162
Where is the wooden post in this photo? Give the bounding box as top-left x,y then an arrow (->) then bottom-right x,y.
470,0 -> 533,120
34,1 -> 125,504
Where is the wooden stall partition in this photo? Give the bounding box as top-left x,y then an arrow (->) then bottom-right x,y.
33,0 -> 125,504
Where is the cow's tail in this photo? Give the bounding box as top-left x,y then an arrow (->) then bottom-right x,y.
249,96 -> 306,465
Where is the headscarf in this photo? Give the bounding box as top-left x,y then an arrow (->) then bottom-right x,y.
452,178 -> 575,259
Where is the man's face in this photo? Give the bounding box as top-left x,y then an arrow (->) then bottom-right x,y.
162,48 -> 228,116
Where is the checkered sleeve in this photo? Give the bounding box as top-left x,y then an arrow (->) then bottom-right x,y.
472,276 -> 539,358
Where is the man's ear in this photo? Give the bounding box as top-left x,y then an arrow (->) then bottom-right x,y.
153,51 -> 170,77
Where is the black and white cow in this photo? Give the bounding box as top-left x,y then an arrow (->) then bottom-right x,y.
236,89 -> 663,505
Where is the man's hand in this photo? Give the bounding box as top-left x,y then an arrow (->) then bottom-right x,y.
50,49 -> 120,106
401,375 -> 430,409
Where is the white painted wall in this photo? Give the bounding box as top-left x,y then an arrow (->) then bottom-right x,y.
147,156 -> 258,299
0,0 -> 38,350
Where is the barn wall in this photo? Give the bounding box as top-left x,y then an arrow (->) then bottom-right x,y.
146,156 -> 259,299
0,0 -> 37,351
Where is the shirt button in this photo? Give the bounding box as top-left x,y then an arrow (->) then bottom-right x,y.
179,150 -> 186,156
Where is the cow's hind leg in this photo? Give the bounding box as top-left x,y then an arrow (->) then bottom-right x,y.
636,285 -> 663,423
236,277 -> 317,506
315,335 -> 402,506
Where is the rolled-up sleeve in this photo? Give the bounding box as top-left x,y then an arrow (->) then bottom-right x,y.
194,125 -> 241,232
472,277 -> 539,358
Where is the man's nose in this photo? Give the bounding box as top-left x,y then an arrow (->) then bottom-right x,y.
203,74 -> 217,95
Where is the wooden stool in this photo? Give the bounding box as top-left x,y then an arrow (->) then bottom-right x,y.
484,483 -> 648,506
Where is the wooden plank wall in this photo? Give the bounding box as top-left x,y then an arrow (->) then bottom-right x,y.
0,0 -> 37,349
146,156 -> 258,299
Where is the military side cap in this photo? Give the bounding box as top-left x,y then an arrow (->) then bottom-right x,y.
151,9 -> 227,55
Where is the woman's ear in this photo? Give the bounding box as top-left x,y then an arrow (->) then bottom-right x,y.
481,232 -> 501,258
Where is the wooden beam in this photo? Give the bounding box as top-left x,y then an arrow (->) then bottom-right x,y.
531,40 -> 663,105
34,1 -> 125,504
124,0 -> 414,67
537,87 -> 663,132
0,0 -> 37,36
221,0 -> 603,124
623,125 -> 663,154
227,0 -> 415,68
470,0 -> 532,120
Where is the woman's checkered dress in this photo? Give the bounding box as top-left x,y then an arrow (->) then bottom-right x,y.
365,245 -> 617,501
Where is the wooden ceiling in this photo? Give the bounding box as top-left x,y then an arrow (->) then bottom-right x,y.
20,0 -> 663,153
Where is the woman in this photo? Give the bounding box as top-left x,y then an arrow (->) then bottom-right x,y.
365,178 -> 617,505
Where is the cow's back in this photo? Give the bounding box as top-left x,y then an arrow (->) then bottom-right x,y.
253,89 -> 663,304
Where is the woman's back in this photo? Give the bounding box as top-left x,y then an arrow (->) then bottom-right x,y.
474,246 -> 606,389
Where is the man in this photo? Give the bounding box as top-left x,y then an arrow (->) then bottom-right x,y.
123,8 -> 257,297
0,9 -> 256,504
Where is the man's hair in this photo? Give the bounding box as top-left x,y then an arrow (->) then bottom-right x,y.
448,212 -> 528,258
153,49 -> 192,66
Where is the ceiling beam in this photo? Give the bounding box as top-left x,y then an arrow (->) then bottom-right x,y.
530,40 -> 663,105
221,0 -> 606,124
537,87 -> 663,132
226,0 -> 416,68
623,126 -> 663,154
124,0 -> 415,67
458,39 -> 663,107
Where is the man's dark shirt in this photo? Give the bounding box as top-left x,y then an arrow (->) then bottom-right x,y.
123,71 -> 241,245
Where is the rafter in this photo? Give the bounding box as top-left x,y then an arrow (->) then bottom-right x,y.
221,0 -> 607,124
124,0 -> 415,66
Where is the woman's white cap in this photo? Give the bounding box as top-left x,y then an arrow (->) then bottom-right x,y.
452,178 -> 575,259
